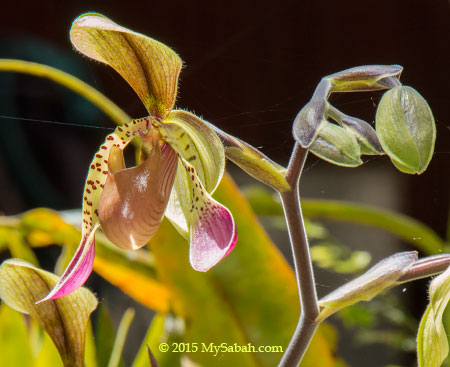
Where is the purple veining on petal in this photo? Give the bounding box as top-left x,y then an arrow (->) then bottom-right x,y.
190,200 -> 237,272
37,230 -> 97,303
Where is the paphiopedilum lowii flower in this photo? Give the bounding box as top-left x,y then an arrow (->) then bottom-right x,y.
40,13 -> 237,302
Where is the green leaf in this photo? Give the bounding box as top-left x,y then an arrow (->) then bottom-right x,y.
301,200 -> 446,255
0,227 -> 39,266
134,313 -> 183,367
95,304 -> 116,367
242,187 -> 446,255
309,123 -> 363,167
107,308 -> 135,367
376,86 -> 436,174
310,242 -> 371,273
34,331 -> 64,367
317,251 -> 417,322
0,259 -> 98,367
70,13 -> 182,119
417,265 -> 450,367
0,303 -> 33,367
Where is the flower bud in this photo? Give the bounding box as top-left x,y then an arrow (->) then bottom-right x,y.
327,65 -> 403,92
309,122 -> 363,167
292,99 -> 328,148
376,86 -> 436,174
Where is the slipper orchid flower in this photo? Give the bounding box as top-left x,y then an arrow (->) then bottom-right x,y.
40,13 -> 237,302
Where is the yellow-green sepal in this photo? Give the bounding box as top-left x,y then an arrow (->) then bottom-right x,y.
70,13 -> 182,119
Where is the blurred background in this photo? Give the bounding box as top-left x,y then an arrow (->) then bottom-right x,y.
0,0 -> 449,365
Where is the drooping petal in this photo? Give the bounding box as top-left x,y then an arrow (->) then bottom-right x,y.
98,143 -> 178,250
70,13 -> 182,119
178,158 -> 237,271
190,199 -> 237,272
42,118 -> 151,301
37,225 -> 98,302
160,110 -> 226,236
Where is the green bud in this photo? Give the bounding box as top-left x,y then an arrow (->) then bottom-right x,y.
292,99 -> 328,148
309,123 -> 363,167
376,86 -> 436,174
327,65 -> 403,92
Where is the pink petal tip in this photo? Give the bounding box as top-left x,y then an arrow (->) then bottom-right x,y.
36,233 -> 96,303
190,202 -> 237,272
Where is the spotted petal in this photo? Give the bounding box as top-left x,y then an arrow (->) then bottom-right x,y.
179,158 -> 237,271
70,13 -> 182,119
160,110 -> 225,237
40,118 -> 151,301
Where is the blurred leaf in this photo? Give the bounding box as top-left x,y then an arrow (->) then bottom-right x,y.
150,174 -> 336,366
318,252 -> 417,322
0,227 -> 39,266
147,346 -> 159,367
0,303 -> 33,367
243,186 -> 445,255
93,256 -> 170,313
376,86 -> 436,174
338,303 -> 375,329
95,304 -> 116,367
107,308 -> 135,367
241,185 -> 328,239
134,313 -> 183,367
311,242 -> 371,273
302,200 -> 445,255
34,331 -> 64,367
417,265 -> 450,367
85,322 -> 98,367
0,259 -> 98,367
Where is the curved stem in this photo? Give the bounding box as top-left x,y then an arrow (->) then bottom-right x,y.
0,59 -> 131,125
278,143 -> 319,367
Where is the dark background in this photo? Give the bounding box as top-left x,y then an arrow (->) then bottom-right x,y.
0,0 -> 449,366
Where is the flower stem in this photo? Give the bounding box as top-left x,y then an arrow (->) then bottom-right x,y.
278,143 -> 319,367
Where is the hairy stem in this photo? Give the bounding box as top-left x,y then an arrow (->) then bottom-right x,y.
278,143 -> 319,367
